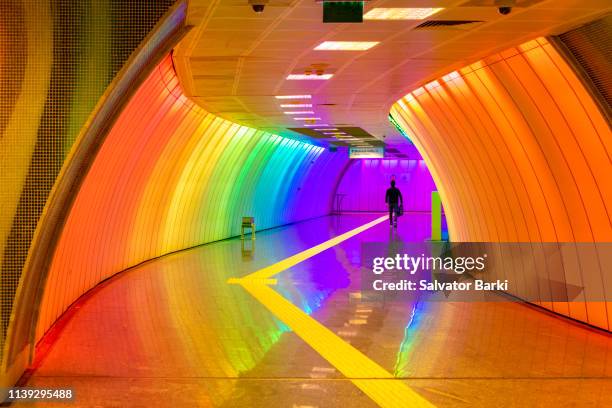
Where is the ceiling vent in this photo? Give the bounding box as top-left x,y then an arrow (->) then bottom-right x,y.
415,20 -> 483,29
461,0 -> 543,6
557,15 -> 612,115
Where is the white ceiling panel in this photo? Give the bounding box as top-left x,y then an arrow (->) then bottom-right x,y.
174,0 -> 611,144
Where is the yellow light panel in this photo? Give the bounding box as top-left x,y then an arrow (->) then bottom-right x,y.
314,41 -> 379,51
363,7 -> 443,20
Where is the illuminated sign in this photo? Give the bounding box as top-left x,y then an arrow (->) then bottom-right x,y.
323,1 -> 364,23
349,146 -> 384,159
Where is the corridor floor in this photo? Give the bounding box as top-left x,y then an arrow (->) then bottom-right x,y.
21,214 -> 612,407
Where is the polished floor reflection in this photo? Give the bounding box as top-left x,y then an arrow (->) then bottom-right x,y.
23,214 -> 612,407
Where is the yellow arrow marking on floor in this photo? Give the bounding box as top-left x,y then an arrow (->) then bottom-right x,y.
228,215 -> 435,408
239,215 -> 391,281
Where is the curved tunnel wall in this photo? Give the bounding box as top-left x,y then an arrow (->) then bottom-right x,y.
391,37 -> 611,330
0,0 -> 178,365
35,55 -> 348,341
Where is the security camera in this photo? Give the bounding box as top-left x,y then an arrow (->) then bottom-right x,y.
249,0 -> 267,13
495,0 -> 515,15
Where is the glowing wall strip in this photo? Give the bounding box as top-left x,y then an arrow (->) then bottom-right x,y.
35,56 -> 348,341
391,38 -> 611,330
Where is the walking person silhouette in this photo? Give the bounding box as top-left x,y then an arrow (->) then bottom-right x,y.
385,180 -> 403,228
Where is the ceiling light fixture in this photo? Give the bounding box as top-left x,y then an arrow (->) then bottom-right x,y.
303,123 -> 328,127
287,74 -> 333,80
275,95 -> 311,99
294,117 -> 321,121
315,128 -> 337,131
284,111 -> 315,115
314,41 -> 379,51
280,103 -> 313,108
363,8 -> 444,20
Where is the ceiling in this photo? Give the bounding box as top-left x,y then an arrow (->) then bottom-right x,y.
173,0 -> 610,149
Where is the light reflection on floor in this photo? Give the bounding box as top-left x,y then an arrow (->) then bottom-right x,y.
22,214 -> 612,407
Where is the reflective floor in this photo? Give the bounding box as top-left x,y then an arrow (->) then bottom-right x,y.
22,214 -> 612,407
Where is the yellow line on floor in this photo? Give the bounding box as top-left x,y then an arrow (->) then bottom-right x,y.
228,215 -> 435,408
236,215 -> 389,281
240,282 -> 434,408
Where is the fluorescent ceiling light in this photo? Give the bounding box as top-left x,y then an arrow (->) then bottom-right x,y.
293,117 -> 321,121
324,132 -> 346,135
287,74 -> 333,80
315,128 -> 337,131
280,103 -> 312,108
314,41 -> 379,51
275,95 -> 311,99
303,123 -> 328,127
284,111 -> 315,115
363,8 -> 444,20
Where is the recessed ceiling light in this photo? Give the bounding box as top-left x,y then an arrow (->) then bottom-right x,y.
303,123 -> 328,127
284,111 -> 315,115
363,8 -> 444,20
324,132 -> 347,135
315,128 -> 337,131
287,74 -> 333,80
314,41 -> 379,51
275,95 -> 311,99
294,117 -> 321,121
280,103 -> 312,108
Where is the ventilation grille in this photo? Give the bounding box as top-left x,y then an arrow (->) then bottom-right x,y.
461,0 -> 544,6
415,20 -> 483,29
557,15 -> 612,112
